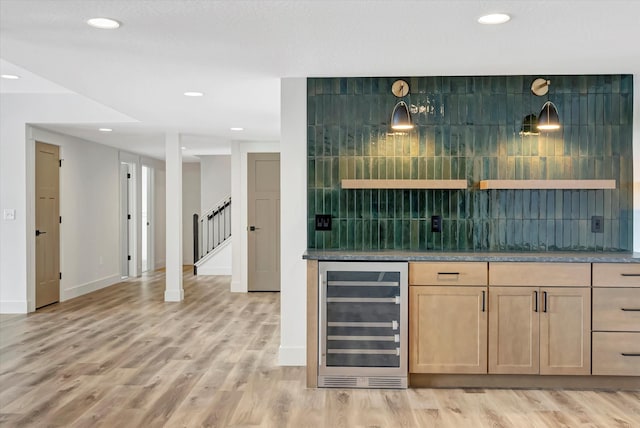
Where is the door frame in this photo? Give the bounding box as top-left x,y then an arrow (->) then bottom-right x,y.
247,152 -> 280,291
230,142 -> 280,293
26,133 -> 62,312
34,140 -> 61,308
119,160 -> 138,278
141,164 -> 154,273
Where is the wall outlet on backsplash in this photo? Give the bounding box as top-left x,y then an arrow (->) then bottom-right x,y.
591,216 -> 604,233
315,214 -> 332,231
431,215 -> 442,233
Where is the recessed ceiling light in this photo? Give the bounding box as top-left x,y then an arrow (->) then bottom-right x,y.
98,128 -> 113,132
87,18 -> 121,29
1,74 -> 20,79
184,91 -> 204,97
478,13 -> 511,25
181,146 -> 187,150
230,127 -> 244,131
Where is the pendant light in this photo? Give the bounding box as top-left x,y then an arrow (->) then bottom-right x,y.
390,80 -> 414,131
531,78 -> 561,131
537,101 -> 561,131
391,101 -> 413,131
519,114 -> 540,136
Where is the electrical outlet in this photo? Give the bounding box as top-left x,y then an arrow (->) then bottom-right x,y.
431,215 -> 442,233
315,214 -> 332,231
3,209 -> 16,221
591,216 -> 604,233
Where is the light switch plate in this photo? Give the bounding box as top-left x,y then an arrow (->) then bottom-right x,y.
3,209 -> 15,221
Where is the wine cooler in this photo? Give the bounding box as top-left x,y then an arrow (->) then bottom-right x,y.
318,261 -> 408,388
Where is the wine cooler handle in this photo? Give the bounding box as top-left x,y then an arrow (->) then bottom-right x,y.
318,273 -> 323,366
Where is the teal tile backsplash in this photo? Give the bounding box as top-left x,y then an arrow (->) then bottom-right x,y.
307,75 -> 633,252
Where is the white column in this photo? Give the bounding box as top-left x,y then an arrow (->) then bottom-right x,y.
165,132 -> 184,301
279,78 -> 307,365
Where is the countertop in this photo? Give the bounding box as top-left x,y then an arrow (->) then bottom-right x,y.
303,250 -> 640,263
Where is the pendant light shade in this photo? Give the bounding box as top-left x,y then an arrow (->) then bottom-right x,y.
519,114 -> 540,136
391,100 -> 413,131
537,101 -> 561,131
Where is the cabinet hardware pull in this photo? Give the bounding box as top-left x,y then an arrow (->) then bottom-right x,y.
621,308 -> 640,312
481,291 -> 485,312
437,272 -> 460,275
543,291 -> 548,313
534,291 -> 538,312
621,353 -> 640,357
621,273 -> 640,277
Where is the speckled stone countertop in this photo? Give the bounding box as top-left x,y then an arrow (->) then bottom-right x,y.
303,250 -> 640,263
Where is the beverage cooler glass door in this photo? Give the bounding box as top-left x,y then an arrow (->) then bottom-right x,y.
318,262 -> 408,381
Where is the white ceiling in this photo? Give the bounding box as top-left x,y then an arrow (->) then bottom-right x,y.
1,0 -> 639,160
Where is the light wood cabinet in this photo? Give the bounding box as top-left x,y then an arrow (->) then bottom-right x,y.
410,286 -> 487,374
592,332 -> 640,376
488,286 -> 540,374
410,262 -> 487,286
409,262 -> 488,374
539,287 -> 591,375
488,262 -> 591,376
592,263 -> 640,376
488,286 -> 590,375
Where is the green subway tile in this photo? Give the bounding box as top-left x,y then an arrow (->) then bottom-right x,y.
308,219 -> 316,248
306,75 -> 632,251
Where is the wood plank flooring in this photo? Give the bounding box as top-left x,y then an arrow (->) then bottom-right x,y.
1,270 -> 639,427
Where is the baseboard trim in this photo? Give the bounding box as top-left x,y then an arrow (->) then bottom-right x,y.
164,288 -> 184,302
231,280 -> 246,293
0,300 -> 28,314
409,373 -> 640,390
197,266 -> 232,276
60,274 -> 121,302
279,345 -> 306,366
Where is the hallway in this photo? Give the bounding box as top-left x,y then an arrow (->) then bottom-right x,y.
0,271 -> 638,427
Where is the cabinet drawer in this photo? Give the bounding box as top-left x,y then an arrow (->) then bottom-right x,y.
592,332 -> 640,376
489,262 -> 590,287
409,262 -> 487,286
592,263 -> 640,287
593,288 -> 640,332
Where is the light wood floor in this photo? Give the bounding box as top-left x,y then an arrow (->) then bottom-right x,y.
1,270 -> 639,427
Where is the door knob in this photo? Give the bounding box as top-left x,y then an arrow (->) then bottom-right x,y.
35,229 -> 47,236
248,226 -> 261,231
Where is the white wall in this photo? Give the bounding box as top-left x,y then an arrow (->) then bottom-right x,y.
182,162 -> 201,265
0,92 -> 135,313
199,155 -> 231,213
29,127 -> 122,300
230,141 -> 280,293
279,78 -> 308,365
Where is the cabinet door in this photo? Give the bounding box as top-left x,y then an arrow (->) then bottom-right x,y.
540,287 -> 591,375
489,287 -> 539,374
410,286 -> 487,374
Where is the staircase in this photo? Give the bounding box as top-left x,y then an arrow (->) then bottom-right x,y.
193,196 -> 231,274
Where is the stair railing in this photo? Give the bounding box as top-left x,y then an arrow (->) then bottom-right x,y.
193,196 -> 231,273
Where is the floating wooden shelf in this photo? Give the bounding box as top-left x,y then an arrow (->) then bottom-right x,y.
341,179 -> 468,190
479,180 -> 616,190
